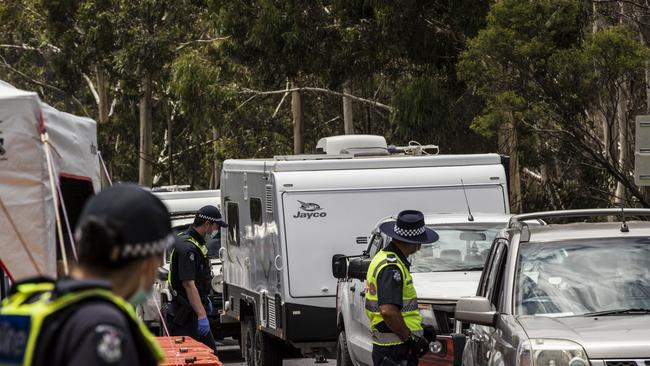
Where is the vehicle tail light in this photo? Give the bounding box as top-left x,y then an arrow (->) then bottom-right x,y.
419,334 -> 465,366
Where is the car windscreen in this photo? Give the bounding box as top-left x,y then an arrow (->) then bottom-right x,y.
409,223 -> 503,273
516,237 -> 650,317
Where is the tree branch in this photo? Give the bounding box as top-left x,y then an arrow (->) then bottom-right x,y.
240,86 -> 393,112
82,73 -> 100,105
0,56 -> 90,117
175,37 -> 231,52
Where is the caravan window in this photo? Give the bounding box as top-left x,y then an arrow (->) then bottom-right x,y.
227,202 -> 240,246
250,198 -> 262,224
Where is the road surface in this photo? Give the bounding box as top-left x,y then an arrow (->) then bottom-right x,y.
217,338 -> 335,366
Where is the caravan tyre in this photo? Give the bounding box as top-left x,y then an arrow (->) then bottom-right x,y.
336,331 -> 354,366
242,319 -> 255,366
254,328 -> 283,366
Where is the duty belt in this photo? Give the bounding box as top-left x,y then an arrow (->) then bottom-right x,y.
371,329 -> 424,345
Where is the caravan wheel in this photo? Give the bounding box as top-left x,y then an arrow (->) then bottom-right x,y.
241,319 -> 255,366
253,328 -> 283,366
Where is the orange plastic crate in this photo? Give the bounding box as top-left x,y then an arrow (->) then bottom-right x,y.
156,336 -> 223,366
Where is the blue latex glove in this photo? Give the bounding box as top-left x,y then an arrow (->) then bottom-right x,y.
206,298 -> 213,314
197,316 -> 210,337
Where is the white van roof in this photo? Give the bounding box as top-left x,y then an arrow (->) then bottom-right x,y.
154,190 -> 221,216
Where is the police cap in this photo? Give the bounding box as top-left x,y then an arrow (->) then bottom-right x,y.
196,205 -> 228,227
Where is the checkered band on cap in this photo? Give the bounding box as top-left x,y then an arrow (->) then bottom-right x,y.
394,224 -> 426,238
198,213 -> 220,222
119,233 -> 175,259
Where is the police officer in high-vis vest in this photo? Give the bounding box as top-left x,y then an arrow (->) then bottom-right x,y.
167,205 -> 226,352
365,210 -> 438,366
0,184 -> 173,366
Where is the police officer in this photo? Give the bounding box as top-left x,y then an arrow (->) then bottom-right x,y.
365,210 -> 438,366
0,184 -> 172,366
167,205 -> 226,351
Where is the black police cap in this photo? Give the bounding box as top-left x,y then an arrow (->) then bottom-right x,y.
76,184 -> 175,262
196,205 -> 228,227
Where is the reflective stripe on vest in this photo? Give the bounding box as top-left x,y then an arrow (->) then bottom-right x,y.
168,232 -> 208,290
365,250 -> 423,346
0,282 -> 164,365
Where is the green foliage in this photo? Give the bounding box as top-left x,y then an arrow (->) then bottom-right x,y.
459,0 -> 650,209
3,0 -> 649,211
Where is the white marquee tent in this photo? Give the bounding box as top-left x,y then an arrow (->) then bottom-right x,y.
0,81 -> 100,281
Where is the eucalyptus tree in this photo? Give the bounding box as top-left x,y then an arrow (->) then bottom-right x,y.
459,0 -> 649,210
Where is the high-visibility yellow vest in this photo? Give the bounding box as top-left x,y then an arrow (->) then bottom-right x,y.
0,280 -> 164,366
167,232 -> 208,291
365,250 -> 423,346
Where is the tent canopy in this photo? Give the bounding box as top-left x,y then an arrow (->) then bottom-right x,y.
0,81 -> 100,280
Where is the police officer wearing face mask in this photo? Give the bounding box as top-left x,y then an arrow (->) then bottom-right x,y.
365,210 -> 438,366
0,184 -> 172,366
167,205 -> 226,351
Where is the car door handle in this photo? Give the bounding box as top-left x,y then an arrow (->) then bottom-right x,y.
360,291 -> 366,298
350,284 -> 356,292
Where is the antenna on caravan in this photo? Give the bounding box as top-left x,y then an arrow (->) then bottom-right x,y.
460,179 -> 474,222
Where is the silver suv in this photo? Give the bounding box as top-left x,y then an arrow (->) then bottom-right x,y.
455,209 -> 650,366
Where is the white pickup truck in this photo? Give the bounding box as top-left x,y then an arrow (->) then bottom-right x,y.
333,213 -> 511,366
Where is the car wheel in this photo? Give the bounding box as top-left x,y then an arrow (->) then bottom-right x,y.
254,328 -> 283,366
336,330 -> 354,366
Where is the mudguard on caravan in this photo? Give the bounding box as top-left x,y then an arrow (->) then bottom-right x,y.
219,135 -> 509,365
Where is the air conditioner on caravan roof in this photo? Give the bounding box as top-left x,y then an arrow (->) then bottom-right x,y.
316,135 -> 388,156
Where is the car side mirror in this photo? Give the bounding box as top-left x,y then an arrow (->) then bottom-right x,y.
347,257 -> 371,280
455,296 -> 497,327
332,254 -> 348,279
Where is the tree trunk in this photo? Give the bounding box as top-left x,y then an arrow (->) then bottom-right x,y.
168,108 -> 174,185
343,84 -> 354,135
138,76 -> 153,187
614,82 -> 629,204
211,127 -> 220,189
96,68 -> 109,124
291,81 -> 304,154
507,111 -> 522,213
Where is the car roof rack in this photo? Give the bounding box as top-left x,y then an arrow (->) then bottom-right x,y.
510,208 -> 650,225
509,208 -> 650,242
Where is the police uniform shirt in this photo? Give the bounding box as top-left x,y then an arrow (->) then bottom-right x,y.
376,242 -> 412,309
48,302 -> 140,366
171,226 -> 210,299
33,280 -> 149,366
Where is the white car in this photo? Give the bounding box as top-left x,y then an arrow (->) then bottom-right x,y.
333,213 -> 513,366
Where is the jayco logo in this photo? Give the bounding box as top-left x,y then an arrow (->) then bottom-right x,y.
292,200 -> 327,219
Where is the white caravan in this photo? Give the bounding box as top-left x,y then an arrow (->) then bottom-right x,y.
219,135 -> 510,366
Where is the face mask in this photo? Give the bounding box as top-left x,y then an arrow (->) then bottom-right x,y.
128,286 -> 153,307
205,224 -> 219,241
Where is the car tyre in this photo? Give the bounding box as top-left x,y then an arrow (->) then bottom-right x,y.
336,330 -> 354,366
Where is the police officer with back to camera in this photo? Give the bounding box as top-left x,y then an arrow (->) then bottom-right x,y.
167,205 -> 226,351
0,183 -> 172,366
365,210 -> 438,366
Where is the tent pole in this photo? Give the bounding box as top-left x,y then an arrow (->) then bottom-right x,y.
98,151 -> 113,186
42,131 -> 69,275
